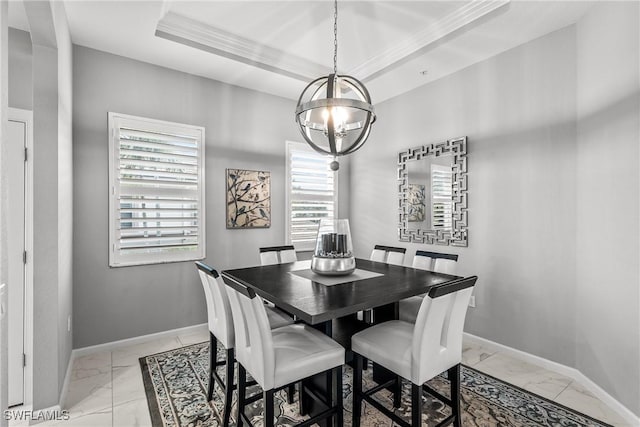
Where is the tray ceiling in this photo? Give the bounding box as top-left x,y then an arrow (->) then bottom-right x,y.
9,1 -> 594,102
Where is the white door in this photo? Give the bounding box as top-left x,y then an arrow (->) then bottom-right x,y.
7,117 -> 26,407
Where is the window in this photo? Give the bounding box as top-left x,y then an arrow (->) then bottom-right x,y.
430,164 -> 453,231
108,113 -> 205,267
286,141 -> 338,251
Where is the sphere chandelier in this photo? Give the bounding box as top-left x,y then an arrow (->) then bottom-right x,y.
295,0 -> 376,171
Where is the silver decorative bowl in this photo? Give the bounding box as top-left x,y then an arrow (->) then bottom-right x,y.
311,256 -> 356,276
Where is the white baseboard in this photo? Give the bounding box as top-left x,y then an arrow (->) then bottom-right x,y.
58,350 -> 76,410
72,323 -> 207,357
464,333 -> 579,378
464,333 -> 640,426
20,356 -> 73,425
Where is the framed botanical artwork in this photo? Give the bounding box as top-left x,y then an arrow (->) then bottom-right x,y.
226,169 -> 271,228
407,183 -> 426,222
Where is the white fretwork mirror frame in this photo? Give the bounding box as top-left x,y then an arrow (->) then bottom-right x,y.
398,136 -> 468,246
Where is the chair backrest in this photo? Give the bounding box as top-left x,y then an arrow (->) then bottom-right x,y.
260,251 -> 279,265
221,272 -> 276,390
195,262 -> 235,349
411,276 -> 477,385
370,245 -> 406,265
279,247 -> 298,263
412,251 -> 434,270
386,249 -> 406,266
259,245 -> 298,265
434,258 -> 457,275
413,250 -> 459,274
370,247 -> 387,262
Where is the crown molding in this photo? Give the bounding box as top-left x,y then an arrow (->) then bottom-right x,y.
155,11 -> 330,83
350,0 -> 510,81
156,1 -> 509,85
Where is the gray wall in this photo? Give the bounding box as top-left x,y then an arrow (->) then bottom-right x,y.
575,2 -> 639,414
72,46 -> 350,348
52,0 -> 73,399
350,3 -> 639,415
8,28 -> 31,110
352,25 -> 578,365
31,39 -> 60,411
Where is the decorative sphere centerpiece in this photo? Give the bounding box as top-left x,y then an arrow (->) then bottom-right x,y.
311,219 -> 356,276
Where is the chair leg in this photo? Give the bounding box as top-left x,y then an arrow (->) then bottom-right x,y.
287,384 -> 295,404
449,364 -> 462,427
393,375 -> 402,408
363,310 -> 372,324
352,354 -> 363,427
222,348 -> 234,427
237,364 -> 247,427
325,367 -> 334,427
411,383 -> 422,427
334,365 -> 343,427
297,382 -> 307,415
208,332 -> 217,401
263,389 -> 275,427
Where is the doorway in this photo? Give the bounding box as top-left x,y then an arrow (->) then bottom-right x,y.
7,108 -> 33,407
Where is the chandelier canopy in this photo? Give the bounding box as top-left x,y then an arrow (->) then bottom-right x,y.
294,0 -> 376,170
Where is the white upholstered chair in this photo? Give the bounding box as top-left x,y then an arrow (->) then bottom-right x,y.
259,245 -> 298,324
362,245 -> 408,327
434,256 -> 457,275
279,247 -> 298,263
369,246 -> 387,262
399,251 -> 460,323
195,262 -> 293,426
352,276 -> 477,427
369,244 -> 406,265
259,245 -> 298,265
386,251 -> 406,266
411,250 -> 435,270
222,273 -> 345,427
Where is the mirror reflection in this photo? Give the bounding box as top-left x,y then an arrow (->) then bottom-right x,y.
407,155 -> 454,232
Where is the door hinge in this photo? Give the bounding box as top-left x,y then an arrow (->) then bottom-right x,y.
23,250 -> 27,264
24,148 -> 28,162
23,353 -> 26,367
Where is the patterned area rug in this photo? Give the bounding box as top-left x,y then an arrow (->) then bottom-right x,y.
140,342 -> 611,427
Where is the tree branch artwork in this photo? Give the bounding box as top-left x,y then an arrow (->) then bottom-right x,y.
407,184 -> 426,222
226,169 -> 271,228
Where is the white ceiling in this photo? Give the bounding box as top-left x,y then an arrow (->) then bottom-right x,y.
8,0 -> 595,103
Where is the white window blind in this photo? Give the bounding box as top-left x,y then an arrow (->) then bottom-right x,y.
431,164 -> 453,231
108,113 -> 205,267
286,141 -> 338,251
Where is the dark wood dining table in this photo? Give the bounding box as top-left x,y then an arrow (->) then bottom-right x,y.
221,258 -> 459,325
221,258 -> 461,426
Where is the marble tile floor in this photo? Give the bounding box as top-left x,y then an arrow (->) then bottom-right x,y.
10,329 -> 632,427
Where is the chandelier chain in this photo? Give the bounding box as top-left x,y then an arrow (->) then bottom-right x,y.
333,0 -> 338,74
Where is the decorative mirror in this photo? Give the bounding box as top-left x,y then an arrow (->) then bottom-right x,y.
398,136 -> 468,246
